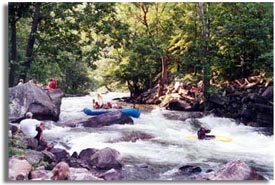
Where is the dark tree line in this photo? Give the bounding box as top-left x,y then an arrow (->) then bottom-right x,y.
8,2 -> 273,96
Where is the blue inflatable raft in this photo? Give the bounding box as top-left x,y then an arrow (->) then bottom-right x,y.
83,108 -> 141,118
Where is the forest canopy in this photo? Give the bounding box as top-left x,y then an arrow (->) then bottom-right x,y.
8,2 -> 273,95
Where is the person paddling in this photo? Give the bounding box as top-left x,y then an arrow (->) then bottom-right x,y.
197,127 -> 215,140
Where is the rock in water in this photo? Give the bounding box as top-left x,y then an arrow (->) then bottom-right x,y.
9,82 -> 64,122
89,147 -> 122,170
209,160 -> 265,180
81,111 -> 133,127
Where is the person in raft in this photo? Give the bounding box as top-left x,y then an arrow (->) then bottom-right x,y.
46,78 -> 57,90
93,101 -> 101,109
197,127 -> 215,140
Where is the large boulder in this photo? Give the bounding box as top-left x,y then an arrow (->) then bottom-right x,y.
48,148 -> 70,163
209,160 -> 265,180
81,111 -> 133,128
9,156 -> 32,180
46,88 -> 64,115
78,148 -> 99,161
166,99 -> 192,111
9,82 -> 64,122
89,147 -> 122,170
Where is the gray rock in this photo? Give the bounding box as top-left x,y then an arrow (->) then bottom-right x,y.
99,168 -> 121,180
89,147 -> 122,170
82,111 -> 133,128
30,170 -> 49,180
9,156 -> 32,180
209,160 -> 265,180
69,167 -> 103,180
79,148 -> 99,161
9,82 -> 64,122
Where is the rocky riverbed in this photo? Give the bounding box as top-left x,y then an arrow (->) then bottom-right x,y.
8,83 -> 273,181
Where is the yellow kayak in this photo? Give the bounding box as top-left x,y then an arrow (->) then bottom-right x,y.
185,134 -> 232,142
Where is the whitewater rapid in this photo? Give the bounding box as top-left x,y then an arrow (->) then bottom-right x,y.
43,92 -> 274,179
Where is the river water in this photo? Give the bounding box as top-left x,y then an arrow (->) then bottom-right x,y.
43,92 -> 274,180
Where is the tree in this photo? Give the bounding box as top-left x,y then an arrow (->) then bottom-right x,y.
8,3 -> 31,86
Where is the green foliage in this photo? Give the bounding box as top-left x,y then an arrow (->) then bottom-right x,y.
8,137 -> 27,157
8,2 -> 273,94
31,158 -> 49,169
8,147 -> 26,157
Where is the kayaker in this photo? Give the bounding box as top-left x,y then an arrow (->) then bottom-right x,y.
197,127 -> 215,140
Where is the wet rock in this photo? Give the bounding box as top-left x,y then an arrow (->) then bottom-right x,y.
67,148 -> 99,170
30,170 -> 49,180
71,152 -> 78,158
99,168 -> 121,180
9,156 -> 32,180
261,86 -> 273,99
206,91 -> 273,128
208,94 -> 226,106
48,148 -> 70,163
166,99 -> 191,111
58,117 -> 89,127
121,164 -> 158,180
179,165 -> 202,175
46,89 -> 64,115
42,150 -> 56,164
22,137 -> 38,150
109,131 -> 154,143
9,82 -> 64,122
25,150 -> 44,165
79,148 -> 99,161
82,111 -> 133,128
89,147 -> 122,170
67,157 -> 89,169
9,123 -> 19,135
163,111 -> 203,122
209,160 -> 265,180
69,167 -> 103,180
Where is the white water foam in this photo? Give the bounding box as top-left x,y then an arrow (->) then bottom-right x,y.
44,93 -> 274,179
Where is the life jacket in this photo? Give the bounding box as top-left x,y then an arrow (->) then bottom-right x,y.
197,128 -> 206,139
49,80 -> 57,89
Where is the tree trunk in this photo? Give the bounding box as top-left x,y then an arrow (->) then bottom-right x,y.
9,6 -> 17,87
24,2 -> 41,76
198,2 -> 209,100
157,55 -> 168,97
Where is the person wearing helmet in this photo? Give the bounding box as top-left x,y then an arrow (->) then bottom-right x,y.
197,127 -> 215,140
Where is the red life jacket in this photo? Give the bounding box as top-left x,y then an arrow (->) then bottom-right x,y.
49,80 -> 57,89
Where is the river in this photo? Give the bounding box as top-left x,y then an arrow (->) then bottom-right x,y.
43,92 -> 274,180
